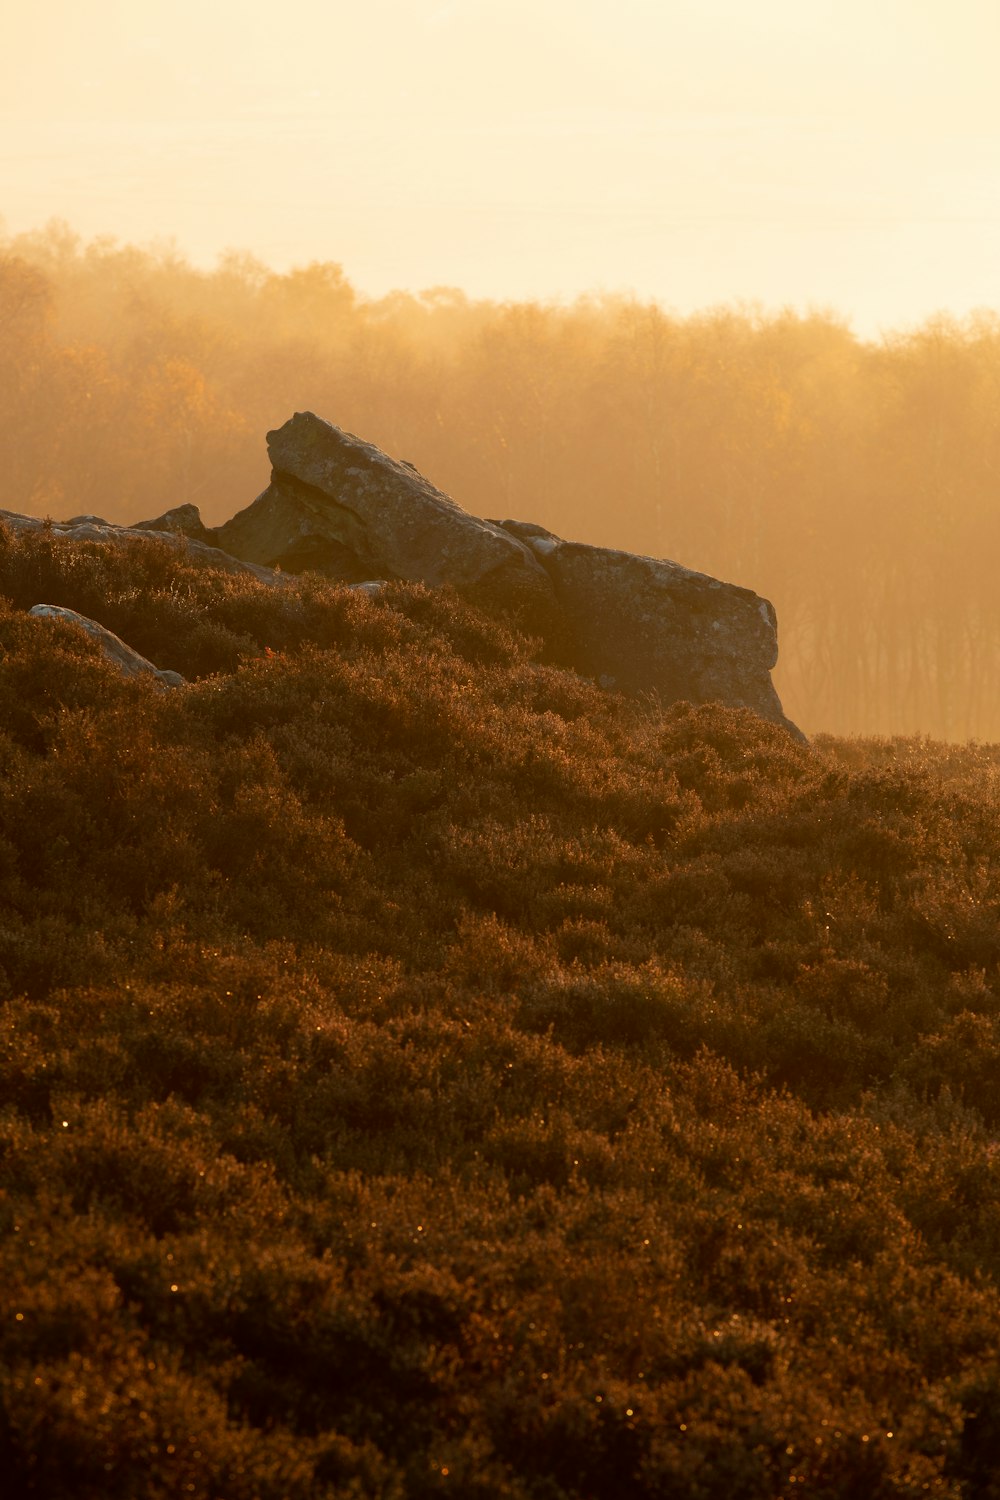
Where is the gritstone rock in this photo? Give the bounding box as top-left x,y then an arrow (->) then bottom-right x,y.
214,411 -> 557,629
130,503 -> 219,546
494,519 -> 802,738
29,605 -> 185,690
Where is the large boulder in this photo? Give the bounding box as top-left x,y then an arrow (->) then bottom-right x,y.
28,605 -> 185,689
214,412 -> 557,629
495,520 -> 800,736
216,415 -> 799,734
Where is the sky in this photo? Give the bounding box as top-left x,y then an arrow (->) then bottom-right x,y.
3,0 -> 999,334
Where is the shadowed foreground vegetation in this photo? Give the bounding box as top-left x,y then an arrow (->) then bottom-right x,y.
3,528 -> 1000,1496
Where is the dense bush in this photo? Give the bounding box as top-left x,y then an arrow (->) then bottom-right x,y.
2,530 -> 1000,1495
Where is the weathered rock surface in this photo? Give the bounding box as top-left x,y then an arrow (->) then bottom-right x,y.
215,412 -> 557,629
0,509 -> 286,585
29,605 -> 185,689
495,519 -> 800,736
131,503 -> 218,546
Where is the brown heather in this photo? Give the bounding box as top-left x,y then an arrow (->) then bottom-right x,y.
0,528 -> 999,1496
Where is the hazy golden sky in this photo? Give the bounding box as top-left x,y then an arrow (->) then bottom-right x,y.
3,0 -> 998,332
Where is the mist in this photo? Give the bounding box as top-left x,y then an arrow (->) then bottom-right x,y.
4,220 -> 999,741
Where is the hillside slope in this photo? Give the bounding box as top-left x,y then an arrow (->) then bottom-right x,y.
2,526 -> 1000,1497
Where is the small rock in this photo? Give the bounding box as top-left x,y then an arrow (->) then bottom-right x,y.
130,503 -> 217,545
0,509 -> 286,586
29,605 -> 186,690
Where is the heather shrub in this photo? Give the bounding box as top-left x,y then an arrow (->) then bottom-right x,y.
2,541 -> 1000,1493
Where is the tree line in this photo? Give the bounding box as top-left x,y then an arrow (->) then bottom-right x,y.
3,219 -> 999,740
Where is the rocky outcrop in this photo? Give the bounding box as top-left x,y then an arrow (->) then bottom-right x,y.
212,413 -> 798,734
495,520 -> 798,735
28,605 -> 185,689
215,412 -> 557,630
3,416 -> 803,735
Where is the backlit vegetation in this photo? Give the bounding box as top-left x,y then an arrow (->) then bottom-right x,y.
4,222 -> 1000,739
2,527 -> 1000,1495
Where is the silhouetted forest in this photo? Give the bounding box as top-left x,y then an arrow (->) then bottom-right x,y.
3,524 -> 1000,1495
3,221 -> 1000,740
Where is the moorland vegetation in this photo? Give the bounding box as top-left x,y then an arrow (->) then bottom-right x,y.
4,222 -> 1000,739
2,525 -> 1000,1496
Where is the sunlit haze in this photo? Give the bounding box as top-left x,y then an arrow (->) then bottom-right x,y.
4,0 -> 999,333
